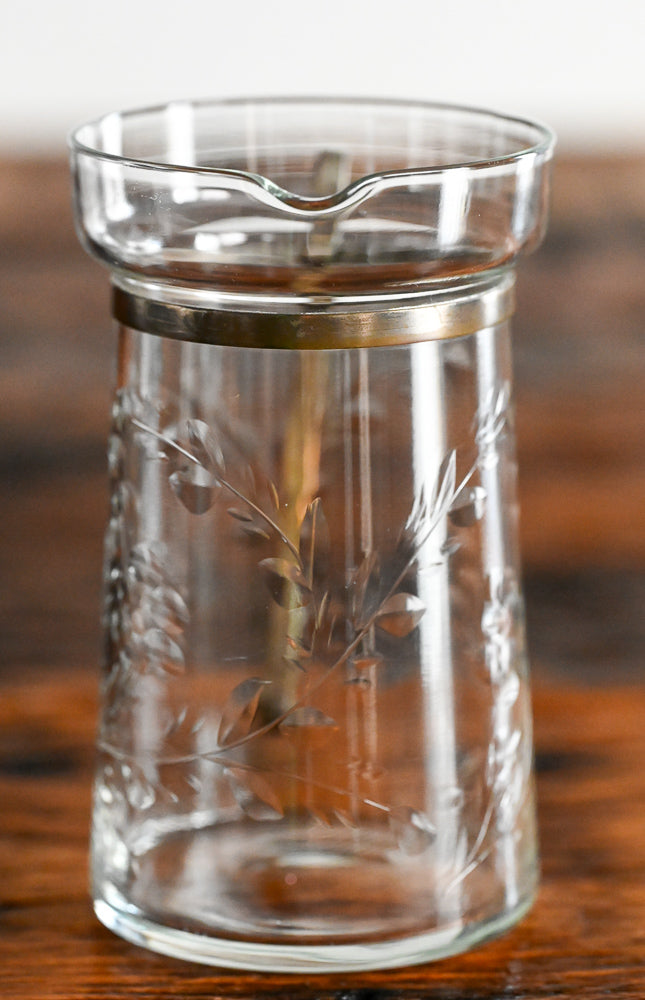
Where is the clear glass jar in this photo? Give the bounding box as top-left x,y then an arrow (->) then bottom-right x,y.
70,98 -> 554,973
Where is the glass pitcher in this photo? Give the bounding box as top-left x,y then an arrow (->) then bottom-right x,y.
70,98 -> 554,973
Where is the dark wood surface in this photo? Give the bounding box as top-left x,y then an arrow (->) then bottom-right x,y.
1,155 -> 644,998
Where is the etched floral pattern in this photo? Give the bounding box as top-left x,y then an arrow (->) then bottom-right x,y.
98,383 -> 490,851
477,379 -> 532,851
97,363 -> 531,879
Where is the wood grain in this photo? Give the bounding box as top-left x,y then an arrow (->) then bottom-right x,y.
1,154 -> 644,997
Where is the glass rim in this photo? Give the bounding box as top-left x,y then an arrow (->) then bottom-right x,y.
69,95 -> 556,206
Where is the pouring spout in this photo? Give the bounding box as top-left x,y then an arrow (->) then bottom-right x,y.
70,97 -> 555,293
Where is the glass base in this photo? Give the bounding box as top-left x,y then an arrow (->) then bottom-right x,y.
94,889 -> 535,973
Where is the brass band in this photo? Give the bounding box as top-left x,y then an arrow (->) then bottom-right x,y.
112,272 -> 515,349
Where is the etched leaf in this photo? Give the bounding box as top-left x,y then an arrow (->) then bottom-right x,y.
493,383 -> 511,422
500,672 -> 521,710
389,807 -> 436,856
217,677 -> 270,746
146,585 -> 190,634
324,612 -> 344,652
169,468 -> 218,515
259,557 -> 312,609
184,773 -> 203,794
441,827 -> 471,895
279,707 -> 338,747
126,772 -> 156,811
107,432 -> 125,478
143,627 -> 185,675
224,766 -> 284,821
112,481 -> 137,543
227,506 -> 272,543
282,654 -> 308,674
441,536 -> 461,558
333,807 -> 358,830
127,543 -> 167,590
477,383 -> 511,450
357,551 -> 379,594
285,631 -> 313,662
163,704 -> 188,739
375,593 -> 425,637
481,594 -> 514,640
316,590 -> 331,631
449,485 -> 487,527
227,506 -> 254,523
351,552 -> 380,625
161,705 -> 207,753
399,485 -> 429,560
432,449 -> 457,518
268,480 -> 281,512
298,497 -> 330,586
186,418 -> 225,474
399,451 -> 463,560
241,523 -> 271,542
307,806 -> 335,828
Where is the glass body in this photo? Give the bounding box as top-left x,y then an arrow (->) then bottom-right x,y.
70,98 -> 554,972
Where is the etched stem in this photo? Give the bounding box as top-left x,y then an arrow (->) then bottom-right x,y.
108,436 -> 476,763
131,417 -> 301,564
99,740 -> 397,820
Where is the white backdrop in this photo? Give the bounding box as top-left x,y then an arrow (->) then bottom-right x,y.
3,0 -> 645,153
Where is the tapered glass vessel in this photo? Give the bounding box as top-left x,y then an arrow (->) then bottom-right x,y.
71,98 -> 554,972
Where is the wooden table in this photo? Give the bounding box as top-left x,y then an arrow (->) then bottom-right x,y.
1,156 -> 644,998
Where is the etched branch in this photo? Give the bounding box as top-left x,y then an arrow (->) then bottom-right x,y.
131,417 -> 301,564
